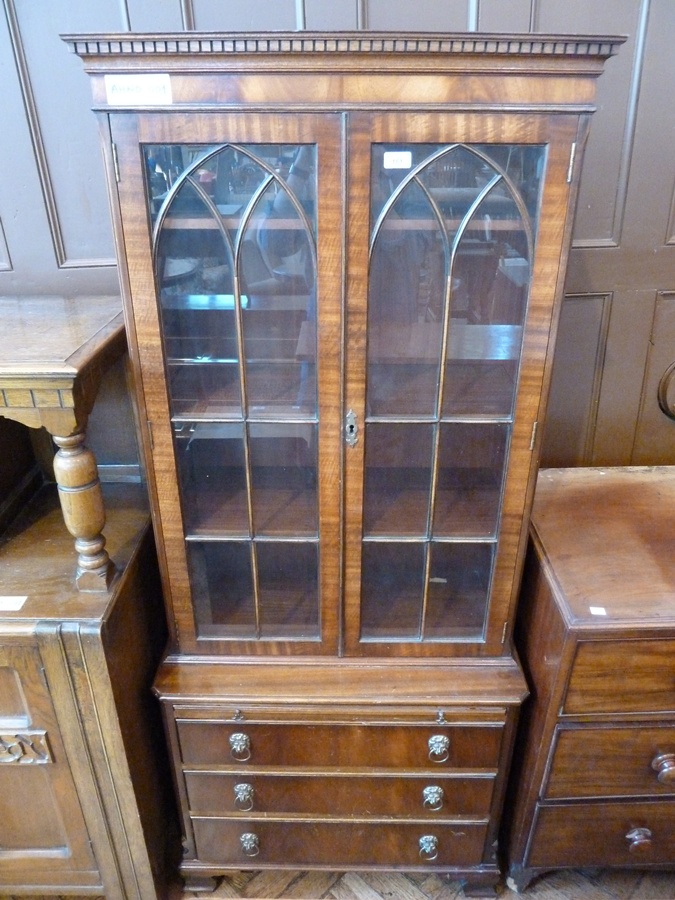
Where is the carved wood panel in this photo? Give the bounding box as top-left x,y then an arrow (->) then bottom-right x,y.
0,639 -> 98,883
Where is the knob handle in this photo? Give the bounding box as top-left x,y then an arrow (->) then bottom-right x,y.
428,734 -> 450,763
240,832 -> 260,857
229,732 -> 251,762
419,834 -> 439,861
651,752 -> 675,783
626,827 -> 653,853
422,785 -> 445,811
234,782 -> 255,811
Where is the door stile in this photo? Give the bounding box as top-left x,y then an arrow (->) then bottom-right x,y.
343,114 -> 372,656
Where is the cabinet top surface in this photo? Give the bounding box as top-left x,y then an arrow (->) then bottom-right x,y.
0,484 -> 149,623
531,467 -> 675,627
0,295 -> 123,378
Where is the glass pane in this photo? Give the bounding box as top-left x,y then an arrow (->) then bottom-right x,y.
175,421 -> 249,537
473,144 -> 545,224
164,296 -> 242,420
424,542 -> 493,640
250,423 -> 317,537
360,542 -> 425,640
188,541 -> 256,638
240,175 -> 317,418
368,180 -> 445,418
362,142 -> 544,646
258,542 -> 319,638
146,142 -> 321,645
154,168 -> 241,420
433,423 -> 507,538
363,423 -> 433,536
441,158 -> 537,418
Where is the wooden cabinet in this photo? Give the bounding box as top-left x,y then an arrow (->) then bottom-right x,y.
154,659 -> 523,892
505,466 -> 675,891
68,31 -> 621,895
0,637 -> 100,890
0,484 -> 172,898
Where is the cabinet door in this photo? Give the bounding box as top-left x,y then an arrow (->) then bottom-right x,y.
112,113 -> 342,655
0,639 -> 99,889
344,112 -> 579,656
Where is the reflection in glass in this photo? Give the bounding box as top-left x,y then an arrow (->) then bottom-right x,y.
257,542 -> 319,638
363,423 -> 433,536
361,543 -> 426,640
425,542 -> 494,640
188,541 -> 256,637
368,181 -> 444,418
434,422 -> 507,538
144,142 -> 320,642
361,141 -> 544,643
249,423 -> 317,537
186,537 -> 319,641
175,421 -> 249,537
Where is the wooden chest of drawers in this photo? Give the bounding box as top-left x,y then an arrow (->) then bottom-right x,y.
505,467 -> 675,891
154,658 -> 526,895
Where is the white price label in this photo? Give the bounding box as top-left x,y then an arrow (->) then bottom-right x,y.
105,74 -> 172,106
0,596 -> 28,611
589,606 -> 607,616
383,151 -> 413,170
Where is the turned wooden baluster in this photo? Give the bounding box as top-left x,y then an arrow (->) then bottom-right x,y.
52,430 -> 115,591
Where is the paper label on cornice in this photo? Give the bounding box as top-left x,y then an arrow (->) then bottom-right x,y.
589,606 -> 607,616
105,74 -> 172,106
0,596 -> 28,611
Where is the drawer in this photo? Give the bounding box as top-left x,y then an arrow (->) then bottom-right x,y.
527,800 -> 675,868
564,639 -> 675,715
177,721 -> 503,769
545,725 -> 675,800
185,771 -> 495,817
192,817 -> 488,867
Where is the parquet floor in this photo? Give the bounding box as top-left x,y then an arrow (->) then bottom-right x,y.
173,868 -> 675,899
7,868 -> 675,899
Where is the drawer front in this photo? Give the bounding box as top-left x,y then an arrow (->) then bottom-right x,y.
546,725 -> 675,800
527,801 -> 675,868
185,771 -> 495,817
177,721 -> 503,769
192,817 -> 488,867
565,640 -> 675,714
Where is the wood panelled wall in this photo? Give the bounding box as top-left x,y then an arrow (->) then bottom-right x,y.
1,0 -> 674,468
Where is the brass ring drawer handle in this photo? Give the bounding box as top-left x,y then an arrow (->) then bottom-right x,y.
428,734 -> 450,763
229,732 -> 251,762
240,832 -> 260,858
234,782 -> 255,811
422,785 -> 444,810
658,361 -> 675,420
419,834 -> 439,861
651,752 -> 675,783
625,827 -> 652,853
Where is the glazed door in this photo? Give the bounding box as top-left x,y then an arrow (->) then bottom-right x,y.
344,112 -> 580,657
111,113 -> 342,655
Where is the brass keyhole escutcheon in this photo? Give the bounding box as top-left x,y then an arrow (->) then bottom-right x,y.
345,409 -> 358,447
